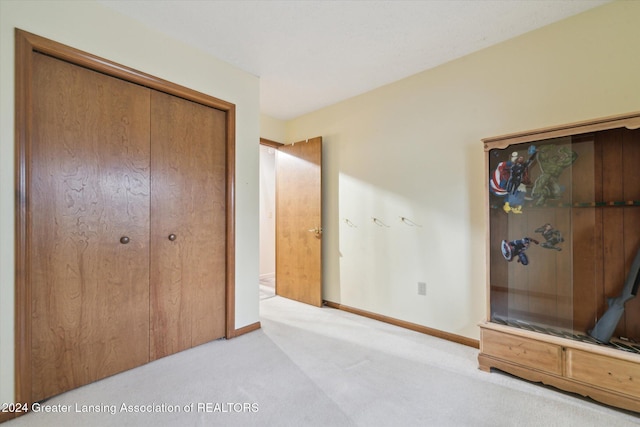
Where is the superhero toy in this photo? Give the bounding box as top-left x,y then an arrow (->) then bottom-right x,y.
501,237 -> 539,266
535,223 -> 564,251
531,145 -> 577,206
490,145 -> 536,214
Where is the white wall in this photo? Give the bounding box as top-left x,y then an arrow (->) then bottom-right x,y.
260,114 -> 287,143
286,1 -> 640,340
0,0 -> 260,406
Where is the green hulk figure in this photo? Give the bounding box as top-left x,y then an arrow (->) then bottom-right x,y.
531,145 -> 578,206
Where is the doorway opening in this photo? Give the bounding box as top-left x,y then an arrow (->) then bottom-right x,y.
259,139 -> 281,300
258,136 -> 323,306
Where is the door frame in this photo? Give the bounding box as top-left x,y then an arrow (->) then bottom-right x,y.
259,137 -> 324,307
14,29 -> 236,406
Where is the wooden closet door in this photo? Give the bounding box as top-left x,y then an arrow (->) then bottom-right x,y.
30,53 -> 151,401
150,91 -> 227,360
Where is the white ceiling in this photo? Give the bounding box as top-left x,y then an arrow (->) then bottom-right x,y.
98,0 -> 610,120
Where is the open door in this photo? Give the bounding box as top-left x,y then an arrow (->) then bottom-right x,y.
276,137 -> 323,306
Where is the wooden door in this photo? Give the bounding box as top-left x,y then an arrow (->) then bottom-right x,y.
150,91 -> 227,360
30,53 -> 151,401
275,137 -> 323,306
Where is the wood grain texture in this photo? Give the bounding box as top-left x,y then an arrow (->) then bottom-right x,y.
482,118 -> 640,414
14,28 -> 34,406
16,29 -> 237,409
566,348 -> 640,399
487,129 -> 640,339
259,137 -> 284,148
276,137 -> 323,307
224,105 -> 236,338
621,129 -> 640,340
16,30 -> 233,113
150,91 -> 227,360
30,53 -> 151,401
488,198 -> 509,320
482,111 -> 640,148
570,136 -> 601,332
481,328 -> 562,375
488,139 -> 575,328
599,131 -> 626,336
572,214 -> 599,331
479,322 -> 640,412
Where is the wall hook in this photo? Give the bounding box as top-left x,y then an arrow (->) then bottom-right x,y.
372,217 -> 390,227
344,218 -> 358,228
400,216 -> 422,227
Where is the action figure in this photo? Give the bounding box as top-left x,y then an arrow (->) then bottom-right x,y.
531,145 -> 578,206
534,223 -> 564,251
490,151 -> 517,197
490,146 -> 536,214
506,147 -> 537,196
501,237 -> 539,266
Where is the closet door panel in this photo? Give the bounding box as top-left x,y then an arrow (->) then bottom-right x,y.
30,53 -> 151,401
150,91 -> 227,360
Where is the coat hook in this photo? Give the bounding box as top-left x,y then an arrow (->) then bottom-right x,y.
344,218 -> 358,228
400,216 -> 422,227
372,217 -> 390,228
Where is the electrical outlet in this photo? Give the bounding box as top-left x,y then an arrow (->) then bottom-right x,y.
418,282 -> 427,296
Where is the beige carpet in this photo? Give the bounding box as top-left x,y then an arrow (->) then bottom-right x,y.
6,296 -> 640,426
259,276 -> 275,300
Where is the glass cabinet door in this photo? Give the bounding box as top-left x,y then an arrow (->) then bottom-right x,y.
487,127 -> 640,350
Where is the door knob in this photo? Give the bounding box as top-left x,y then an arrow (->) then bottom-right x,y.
307,227 -> 323,236
120,236 -> 130,244
168,234 -> 177,241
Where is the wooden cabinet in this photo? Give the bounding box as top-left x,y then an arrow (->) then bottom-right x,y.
479,112 -> 640,413
479,323 -> 640,411
16,30 -> 233,404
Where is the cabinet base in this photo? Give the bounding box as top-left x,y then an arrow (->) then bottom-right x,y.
479,323 -> 640,413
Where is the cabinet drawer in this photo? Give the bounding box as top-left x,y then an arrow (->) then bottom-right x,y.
481,329 -> 563,375
566,349 -> 640,398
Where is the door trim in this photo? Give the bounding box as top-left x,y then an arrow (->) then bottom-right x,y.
14,29 -> 236,406
259,137 -> 284,148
